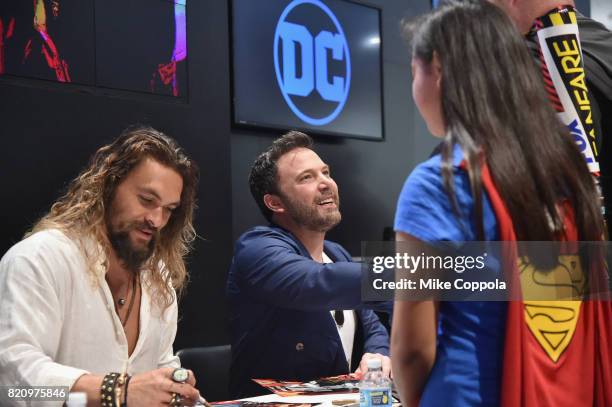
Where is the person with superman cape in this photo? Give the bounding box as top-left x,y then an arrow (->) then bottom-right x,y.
390,2 -> 612,406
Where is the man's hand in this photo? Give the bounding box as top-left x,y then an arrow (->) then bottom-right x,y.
354,353 -> 392,379
127,367 -> 200,407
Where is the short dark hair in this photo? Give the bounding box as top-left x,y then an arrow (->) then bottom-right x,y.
249,131 -> 313,221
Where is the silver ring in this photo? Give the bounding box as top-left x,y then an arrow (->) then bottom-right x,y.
171,367 -> 189,383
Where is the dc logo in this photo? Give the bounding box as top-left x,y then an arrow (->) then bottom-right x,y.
274,0 -> 351,126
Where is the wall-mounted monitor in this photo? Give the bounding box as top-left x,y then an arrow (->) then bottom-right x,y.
0,0 -> 188,97
231,0 -> 383,140
95,0 -> 188,97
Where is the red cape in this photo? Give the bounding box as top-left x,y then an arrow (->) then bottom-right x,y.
477,164 -> 612,406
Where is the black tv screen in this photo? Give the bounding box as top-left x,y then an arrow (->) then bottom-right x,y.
232,0 -> 383,140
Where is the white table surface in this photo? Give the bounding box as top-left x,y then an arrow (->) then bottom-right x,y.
241,392 -> 359,405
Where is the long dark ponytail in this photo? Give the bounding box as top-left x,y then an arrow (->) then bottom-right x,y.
408,1 -> 603,266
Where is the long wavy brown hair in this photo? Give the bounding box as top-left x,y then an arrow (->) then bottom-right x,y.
29,125 -> 199,310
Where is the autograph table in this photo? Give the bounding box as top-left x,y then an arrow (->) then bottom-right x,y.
241,392 -> 360,405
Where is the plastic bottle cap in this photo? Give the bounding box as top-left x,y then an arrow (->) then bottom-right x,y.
366,358 -> 382,370
67,392 -> 87,406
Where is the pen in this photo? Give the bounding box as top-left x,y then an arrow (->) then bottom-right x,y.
198,395 -> 213,407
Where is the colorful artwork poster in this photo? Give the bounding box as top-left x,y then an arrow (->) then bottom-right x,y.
0,0 -> 95,84
95,0 -> 187,97
0,0 -> 187,96
252,374 -> 360,397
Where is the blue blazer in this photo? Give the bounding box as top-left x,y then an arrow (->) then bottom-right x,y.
226,225 -> 390,397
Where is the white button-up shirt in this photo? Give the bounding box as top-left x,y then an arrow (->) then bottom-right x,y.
0,229 -> 180,405
322,252 -> 356,370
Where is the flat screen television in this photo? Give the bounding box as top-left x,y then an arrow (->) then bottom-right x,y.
231,0 -> 384,140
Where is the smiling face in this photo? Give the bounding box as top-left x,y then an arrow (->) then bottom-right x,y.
106,157 -> 183,271
268,147 -> 341,233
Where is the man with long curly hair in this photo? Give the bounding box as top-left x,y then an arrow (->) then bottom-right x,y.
0,126 -> 200,407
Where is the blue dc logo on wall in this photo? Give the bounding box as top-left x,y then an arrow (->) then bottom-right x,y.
274,0 -> 351,126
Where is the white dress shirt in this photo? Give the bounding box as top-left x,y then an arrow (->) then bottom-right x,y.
322,252 -> 356,370
0,229 -> 179,405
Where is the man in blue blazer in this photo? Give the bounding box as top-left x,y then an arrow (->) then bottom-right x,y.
227,131 -> 391,397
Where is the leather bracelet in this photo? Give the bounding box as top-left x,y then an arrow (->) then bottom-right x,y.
121,375 -> 132,407
101,372 -> 120,407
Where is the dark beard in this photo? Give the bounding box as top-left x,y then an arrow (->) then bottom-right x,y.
281,194 -> 341,233
108,223 -> 156,272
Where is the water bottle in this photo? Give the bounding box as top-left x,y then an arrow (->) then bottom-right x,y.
359,358 -> 392,407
